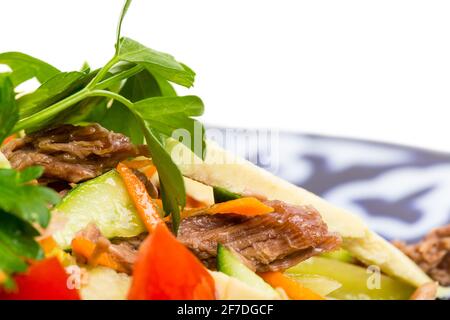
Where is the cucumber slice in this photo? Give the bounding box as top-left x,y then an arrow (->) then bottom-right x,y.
217,244 -> 278,297
321,249 -> 354,263
287,257 -> 415,300
211,271 -> 281,300
286,274 -> 342,297
52,170 -> 145,249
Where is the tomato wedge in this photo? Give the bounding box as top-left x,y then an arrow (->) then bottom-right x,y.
128,223 -> 215,300
0,257 -> 80,300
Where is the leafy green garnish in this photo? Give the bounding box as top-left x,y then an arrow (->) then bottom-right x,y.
0,167 -> 60,227
144,128 -> 186,234
0,0 -> 206,233
0,81 -> 59,283
0,166 -> 59,286
0,212 -> 43,261
0,75 -> 18,144
134,95 -> 205,159
0,172 -> 59,288
117,37 -> 195,88
99,69 -> 172,144
116,0 -> 133,54
18,71 -> 86,119
0,52 -> 60,87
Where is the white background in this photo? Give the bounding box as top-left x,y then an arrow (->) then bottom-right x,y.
1,0 -> 449,152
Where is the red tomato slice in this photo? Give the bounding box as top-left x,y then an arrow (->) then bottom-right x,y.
0,257 -> 80,300
128,223 -> 215,300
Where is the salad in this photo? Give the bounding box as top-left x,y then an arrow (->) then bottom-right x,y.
0,0 -> 446,300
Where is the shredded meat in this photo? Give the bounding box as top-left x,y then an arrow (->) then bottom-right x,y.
1,124 -> 146,183
177,200 -> 341,272
394,224 -> 450,286
132,169 -> 159,198
74,224 -> 140,274
72,201 -> 339,274
410,282 -> 438,300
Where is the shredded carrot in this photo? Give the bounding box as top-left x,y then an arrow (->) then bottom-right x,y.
2,134 -> 17,146
168,197 -> 271,222
117,163 -> 162,233
0,271 -> 7,284
186,195 -> 207,209
207,197 -> 273,216
121,159 -> 153,170
259,271 -> 324,300
163,207 -> 202,223
38,236 -> 58,255
71,236 -> 126,273
143,165 -> 157,179
153,198 -> 163,209
121,159 -> 157,179
117,164 -> 216,300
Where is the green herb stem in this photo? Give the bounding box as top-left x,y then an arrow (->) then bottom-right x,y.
86,56 -> 119,89
13,88 -> 91,132
95,64 -> 144,90
88,89 -> 134,108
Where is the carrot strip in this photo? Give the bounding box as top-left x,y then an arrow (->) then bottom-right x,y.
121,159 -> 153,170
71,236 -> 126,273
186,195 -> 207,209
116,164 -> 215,300
117,163 -> 162,233
143,165 -> 157,179
153,198 -> 163,209
0,271 -> 7,284
260,271 -> 324,300
2,134 -> 17,146
38,236 -> 58,255
208,197 -> 273,216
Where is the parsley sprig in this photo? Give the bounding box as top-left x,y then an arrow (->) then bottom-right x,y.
0,0 -> 206,234
0,75 -> 60,287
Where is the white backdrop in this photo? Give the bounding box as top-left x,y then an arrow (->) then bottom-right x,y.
1,0 -> 449,152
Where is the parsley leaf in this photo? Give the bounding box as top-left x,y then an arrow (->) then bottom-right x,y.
100,69 -> 166,144
0,167 -> 60,227
0,52 -> 60,87
0,172 -> 56,288
0,212 -> 42,261
0,75 -> 18,145
118,37 -> 196,87
133,95 -> 205,159
143,128 -> 185,233
1,0 -> 206,236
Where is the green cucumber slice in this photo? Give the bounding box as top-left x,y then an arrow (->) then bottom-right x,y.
217,244 -> 277,297
52,170 -> 145,249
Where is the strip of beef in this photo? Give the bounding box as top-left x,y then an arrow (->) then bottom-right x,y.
394,224 -> 450,286
177,200 -> 341,272
1,124 -> 145,183
410,282 -> 438,300
73,201 -> 340,274
74,223 -> 143,274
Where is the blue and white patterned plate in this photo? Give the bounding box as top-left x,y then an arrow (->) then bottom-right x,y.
212,129 -> 450,243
